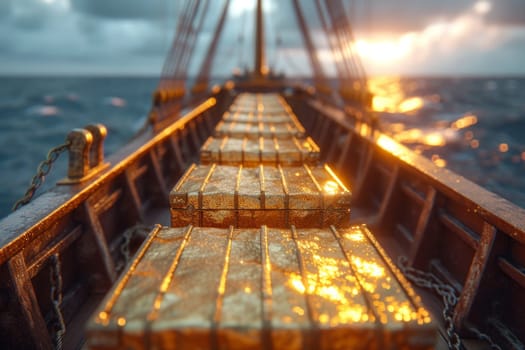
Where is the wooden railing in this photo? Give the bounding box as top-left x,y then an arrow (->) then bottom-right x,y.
0,89 -> 233,349
287,90 -> 525,349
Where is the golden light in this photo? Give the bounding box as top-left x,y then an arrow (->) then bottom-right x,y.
351,257 -> 385,279
377,135 -> 404,154
423,133 -> 446,147
452,114 -> 478,129
398,97 -> 424,113
323,181 -> 339,195
499,143 -> 509,153
474,1 -> 492,14
117,317 -> 126,327
431,155 -> 447,168
292,306 -> 305,316
288,273 -> 305,294
354,40 -> 409,64
372,96 -> 396,112
344,232 -> 365,242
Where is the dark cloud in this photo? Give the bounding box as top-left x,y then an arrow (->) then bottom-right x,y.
70,0 -> 169,20
487,0 -> 525,26
358,0 -> 472,33
10,0 -> 54,31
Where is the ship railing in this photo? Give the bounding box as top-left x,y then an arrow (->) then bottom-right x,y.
286,88 -> 525,348
0,87 -> 233,349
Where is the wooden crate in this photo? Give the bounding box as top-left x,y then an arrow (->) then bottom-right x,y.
200,136 -> 320,166
222,111 -> 294,124
170,164 -> 351,228
214,118 -> 305,139
86,224 -> 436,350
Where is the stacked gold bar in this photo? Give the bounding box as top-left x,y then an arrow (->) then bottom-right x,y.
87,93 -> 436,349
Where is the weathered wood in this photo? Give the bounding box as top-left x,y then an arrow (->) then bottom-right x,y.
453,222 -> 497,329
8,253 -> 53,350
27,225 -> 82,278
376,164 -> 400,225
169,133 -> 187,170
124,169 -> 144,221
84,203 -> 117,284
214,119 -> 306,139
335,132 -> 353,171
149,149 -> 170,202
170,164 -> 351,228
409,187 -> 437,265
86,225 -> 436,350
200,135 -> 320,166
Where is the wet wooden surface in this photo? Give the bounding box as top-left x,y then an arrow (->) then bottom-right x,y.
169,164 -> 351,228
86,225 -> 436,350
200,136 -> 320,166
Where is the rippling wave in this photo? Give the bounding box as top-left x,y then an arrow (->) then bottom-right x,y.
369,76 -> 525,211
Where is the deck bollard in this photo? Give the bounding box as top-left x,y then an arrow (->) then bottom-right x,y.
85,124 -> 107,168
66,129 -> 93,180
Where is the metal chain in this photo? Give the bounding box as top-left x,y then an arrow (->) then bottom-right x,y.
12,142 -> 70,211
467,326 -> 503,350
49,254 -> 66,350
397,256 -> 461,350
116,224 -> 152,272
397,256 -> 503,350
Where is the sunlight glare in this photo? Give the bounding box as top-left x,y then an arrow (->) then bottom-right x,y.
474,1 -> 492,14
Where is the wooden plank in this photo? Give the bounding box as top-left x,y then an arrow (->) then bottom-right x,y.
8,253 -> 53,350
87,225 -> 437,350
335,132 -> 353,172
84,203 -> 117,284
375,164 -> 399,225
170,164 -> 351,228
409,187 -> 437,265
216,228 -> 262,350
124,169 -> 144,222
27,225 -> 82,278
188,120 -> 202,151
92,189 -> 122,214
294,227 -> 374,348
149,149 -> 169,202
498,257 -> 525,289
453,222 -> 497,329
400,182 -> 426,205
150,226 -> 227,349
439,212 -> 479,250
169,134 -> 187,171
353,147 -> 374,201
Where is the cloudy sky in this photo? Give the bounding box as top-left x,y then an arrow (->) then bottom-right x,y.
0,0 -> 524,77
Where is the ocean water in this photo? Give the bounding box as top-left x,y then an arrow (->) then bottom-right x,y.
0,76 -> 524,219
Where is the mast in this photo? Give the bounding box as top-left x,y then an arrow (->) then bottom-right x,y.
254,0 -> 267,77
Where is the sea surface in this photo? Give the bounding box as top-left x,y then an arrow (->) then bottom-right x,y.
0,76 -> 524,219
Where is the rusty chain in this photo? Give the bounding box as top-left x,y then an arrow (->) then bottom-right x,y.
12,142 -> 70,211
397,256 -> 461,349
116,224 -> 152,272
49,254 -> 66,350
397,256 -> 502,350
